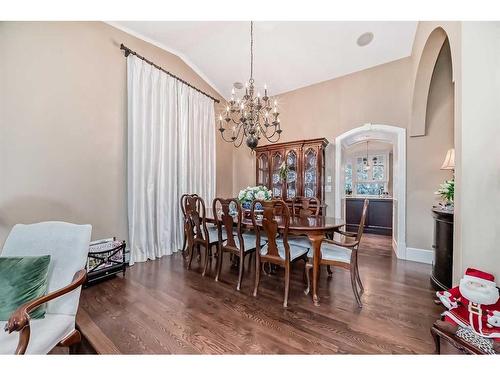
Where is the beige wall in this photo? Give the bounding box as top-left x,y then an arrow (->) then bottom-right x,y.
460,22 -> 500,280
0,21 -> 233,245
231,51 -> 454,251
406,40 -> 454,250
232,57 -> 412,211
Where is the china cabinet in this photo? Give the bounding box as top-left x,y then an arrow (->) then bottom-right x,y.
255,138 -> 328,212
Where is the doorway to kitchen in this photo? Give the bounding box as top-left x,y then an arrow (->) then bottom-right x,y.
334,123 -> 407,259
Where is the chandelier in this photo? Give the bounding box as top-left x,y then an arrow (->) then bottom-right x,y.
217,21 -> 282,150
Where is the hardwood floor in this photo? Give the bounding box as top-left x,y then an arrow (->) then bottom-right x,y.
77,234 -> 442,354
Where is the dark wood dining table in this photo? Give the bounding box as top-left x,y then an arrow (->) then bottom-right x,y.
205,208 -> 345,306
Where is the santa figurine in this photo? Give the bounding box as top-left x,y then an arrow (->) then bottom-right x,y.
436,268 -> 500,353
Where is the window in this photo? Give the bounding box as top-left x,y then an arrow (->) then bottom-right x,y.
345,153 -> 389,196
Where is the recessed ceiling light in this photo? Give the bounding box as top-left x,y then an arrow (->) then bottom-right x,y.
233,82 -> 243,90
357,32 -> 374,47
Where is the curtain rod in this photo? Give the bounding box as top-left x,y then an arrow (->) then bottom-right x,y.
120,44 -> 220,104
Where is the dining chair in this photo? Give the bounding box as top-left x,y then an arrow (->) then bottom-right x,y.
287,196 -> 320,250
251,199 -> 310,307
305,198 -> 369,307
180,193 -> 198,255
185,195 -> 219,277
291,196 -> 321,217
212,198 -> 266,291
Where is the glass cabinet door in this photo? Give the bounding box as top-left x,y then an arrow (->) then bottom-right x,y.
285,150 -> 298,199
303,148 -> 318,198
257,153 -> 270,187
271,151 -> 284,198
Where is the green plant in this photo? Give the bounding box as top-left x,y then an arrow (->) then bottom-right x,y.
435,178 -> 455,203
279,161 -> 289,182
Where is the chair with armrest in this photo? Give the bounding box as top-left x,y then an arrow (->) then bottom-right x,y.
305,199 -> 369,307
0,221 -> 92,354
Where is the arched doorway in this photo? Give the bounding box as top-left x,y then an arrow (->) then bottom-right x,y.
334,123 -> 407,259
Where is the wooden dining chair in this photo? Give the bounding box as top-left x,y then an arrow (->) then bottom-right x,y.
305,198 -> 369,308
251,199 -> 310,307
287,196 -> 320,249
291,196 -> 320,217
180,193 -> 198,255
185,195 -> 219,277
212,198 -> 266,291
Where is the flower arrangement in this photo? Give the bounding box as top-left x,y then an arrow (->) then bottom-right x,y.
237,185 -> 272,208
435,178 -> 455,203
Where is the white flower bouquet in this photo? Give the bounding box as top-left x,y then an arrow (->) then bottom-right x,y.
237,185 -> 272,209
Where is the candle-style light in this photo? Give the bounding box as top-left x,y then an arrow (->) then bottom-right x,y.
217,21 -> 282,150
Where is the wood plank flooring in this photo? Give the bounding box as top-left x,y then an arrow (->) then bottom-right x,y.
77,234 -> 442,354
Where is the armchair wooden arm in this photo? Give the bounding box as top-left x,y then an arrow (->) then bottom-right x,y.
4,269 -> 87,354
323,238 -> 359,249
336,229 -> 357,238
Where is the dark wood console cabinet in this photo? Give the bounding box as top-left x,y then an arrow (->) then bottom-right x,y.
431,207 -> 454,290
255,138 -> 328,212
345,197 -> 393,236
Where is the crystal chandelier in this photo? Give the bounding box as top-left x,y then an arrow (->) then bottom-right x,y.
217,21 -> 282,150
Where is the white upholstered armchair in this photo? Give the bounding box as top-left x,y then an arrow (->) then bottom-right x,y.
0,221 -> 91,354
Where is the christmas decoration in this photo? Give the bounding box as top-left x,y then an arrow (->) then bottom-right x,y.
435,268 -> 500,353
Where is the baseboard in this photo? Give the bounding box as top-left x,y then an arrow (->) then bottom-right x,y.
392,238 -> 398,253
406,247 -> 434,264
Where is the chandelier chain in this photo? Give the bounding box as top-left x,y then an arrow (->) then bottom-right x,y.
250,21 -> 254,81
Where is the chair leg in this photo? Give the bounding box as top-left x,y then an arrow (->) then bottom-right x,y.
215,248 -> 223,282
196,244 -> 201,262
350,266 -> 362,308
237,251 -> 245,291
187,242 -> 195,270
355,258 -> 364,294
202,244 -> 210,277
327,265 -> 333,277
283,262 -> 290,308
304,261 -> 312,295
253,254 -> 261,297
181,229 -> 187,253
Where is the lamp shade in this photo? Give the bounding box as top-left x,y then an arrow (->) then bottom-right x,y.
441,148 -> 455,170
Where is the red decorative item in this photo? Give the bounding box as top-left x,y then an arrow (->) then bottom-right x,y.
436,268 -> 500,353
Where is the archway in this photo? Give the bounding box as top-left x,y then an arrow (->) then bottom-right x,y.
410,27 -> 452,137
334,123 -> 407,259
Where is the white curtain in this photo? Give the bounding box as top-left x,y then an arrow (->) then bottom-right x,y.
127,55 -> 216,264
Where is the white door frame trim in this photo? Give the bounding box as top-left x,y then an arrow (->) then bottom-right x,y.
334,123 -> 407,259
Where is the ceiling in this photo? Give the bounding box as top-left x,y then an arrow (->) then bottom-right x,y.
111,21 -> 418,99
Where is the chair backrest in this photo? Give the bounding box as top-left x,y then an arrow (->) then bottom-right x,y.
292,196 -> 320,217
212,198 -> 244,251
1,221 -> 92,316
356,199 -> 370,243
185,195 -> 210,242
251,199 -> 291,260
180,193 -> 198,219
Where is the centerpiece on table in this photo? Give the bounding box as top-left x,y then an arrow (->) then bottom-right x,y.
237,186 -> 272,215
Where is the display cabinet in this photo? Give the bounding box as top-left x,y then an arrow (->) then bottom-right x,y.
255,138 -> 328,212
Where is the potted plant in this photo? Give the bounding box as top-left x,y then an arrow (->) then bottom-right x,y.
435,178 -> 454,209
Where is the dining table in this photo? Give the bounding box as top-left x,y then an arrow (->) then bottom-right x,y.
205,208 -> 345,306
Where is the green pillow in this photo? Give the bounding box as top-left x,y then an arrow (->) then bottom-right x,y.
0,255 -> 51,321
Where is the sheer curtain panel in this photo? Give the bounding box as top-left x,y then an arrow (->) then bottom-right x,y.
127,55 -> 215,264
